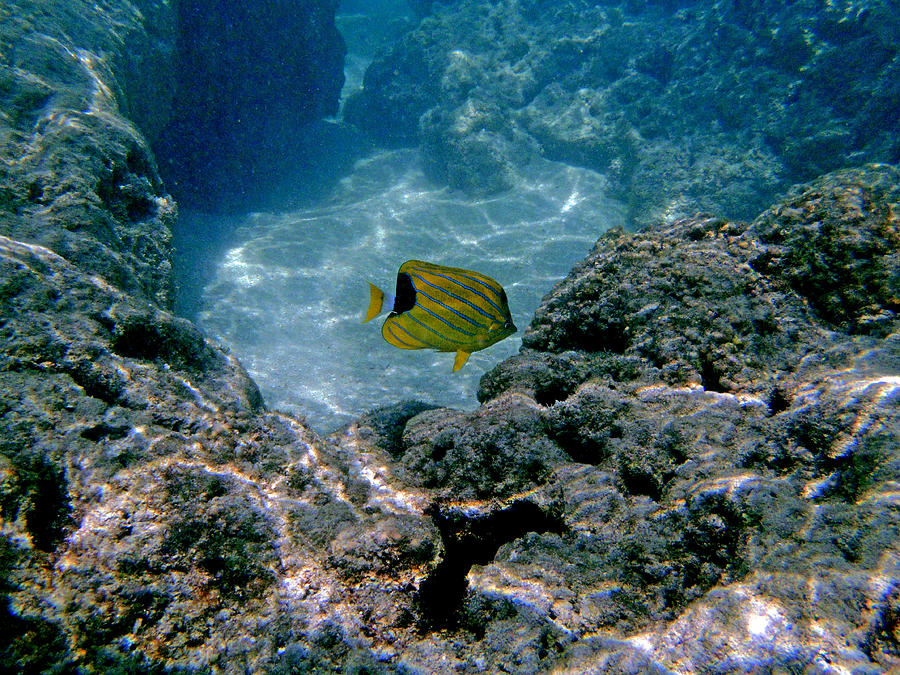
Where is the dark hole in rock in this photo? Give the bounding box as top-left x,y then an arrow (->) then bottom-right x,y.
417,500 -> 566,631
699,353 -> 726,393
620,468 -> 663,502
767,385 -> 791,415
430,439 -> 450,462
112,315 -> 215,374
80,422 -> 130,442
0,455 -> 72,553
534,379 -> 576,406
26,180 -> 44,203
597,322 -> 631,354
68,361 -> 125,406
124,193 -> 154,222
113,321 -> 161,361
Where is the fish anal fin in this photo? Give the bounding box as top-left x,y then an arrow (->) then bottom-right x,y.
452,350 -> 470,372
364,282 -> 384,323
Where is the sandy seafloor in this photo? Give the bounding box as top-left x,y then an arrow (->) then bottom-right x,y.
190,149 -> 625,432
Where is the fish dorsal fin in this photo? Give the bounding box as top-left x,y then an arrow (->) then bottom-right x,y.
452,350 -> 470,372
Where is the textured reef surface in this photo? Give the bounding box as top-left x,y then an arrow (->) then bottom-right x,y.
346,0 -> 900,228
1,0 -> 899,673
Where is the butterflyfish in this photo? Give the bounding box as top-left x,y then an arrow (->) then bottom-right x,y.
364,260 -> 517,372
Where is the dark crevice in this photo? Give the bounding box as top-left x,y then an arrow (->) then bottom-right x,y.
80,422 -> 131,442
767,385 -> 791,415
417,501 -> 566,631
68,362 -> 125,407
0,455 -> 72,553
699,353 -> 726,393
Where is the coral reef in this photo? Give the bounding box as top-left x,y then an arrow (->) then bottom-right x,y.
346,0 -> 900,227
0,0 -> 898,672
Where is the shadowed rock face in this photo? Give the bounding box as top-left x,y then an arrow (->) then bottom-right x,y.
0,0 -> 177,307
345,0 -> 900,228
1,1 -> 899,673
152,0 -> 346,211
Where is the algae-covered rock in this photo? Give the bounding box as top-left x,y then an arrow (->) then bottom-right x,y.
0,2 -> 428,672
749,164 -> 900,335
332,163 -> 900,673
348,0 -> 900,227
0,0 -> 178,306
1,0 -> 898,671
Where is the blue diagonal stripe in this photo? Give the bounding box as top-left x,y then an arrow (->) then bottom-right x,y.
409,272 -> 498,321
416,289 -> 485,331
406,311 -> 466,345
387,321 -> 422,348
408,265 -> 506,316
414,299 -> 478,336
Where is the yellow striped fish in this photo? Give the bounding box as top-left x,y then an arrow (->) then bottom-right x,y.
364,260 -> 517,372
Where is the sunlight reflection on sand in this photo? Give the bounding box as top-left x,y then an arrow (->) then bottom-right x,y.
197,149 -> 625,432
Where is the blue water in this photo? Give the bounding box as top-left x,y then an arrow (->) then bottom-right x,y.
194,149 -> 624,431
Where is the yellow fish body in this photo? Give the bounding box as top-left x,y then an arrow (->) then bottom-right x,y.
364,260 -> 517,372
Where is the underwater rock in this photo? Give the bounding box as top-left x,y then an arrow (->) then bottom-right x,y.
749,164 -> 900,335
348,0 -> 899,227
0,0 -> 177,307
1,0 -> 899,671
332,163 -> 900,672
0,2 -> 424,671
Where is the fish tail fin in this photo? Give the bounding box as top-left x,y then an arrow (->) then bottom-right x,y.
452,350 -> 471,372
364,282 -> 392,323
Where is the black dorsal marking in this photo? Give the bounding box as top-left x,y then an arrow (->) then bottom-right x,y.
389,272 -> 416,317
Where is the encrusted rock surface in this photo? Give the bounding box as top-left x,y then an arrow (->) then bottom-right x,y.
345,0 -> 900,227
1,0 -> 899,672
0,0 -> 177,306
343,164 -> 899,672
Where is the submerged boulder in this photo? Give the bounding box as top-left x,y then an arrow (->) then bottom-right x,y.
152,0 -> 346,210
0,0 -> 177,307
335,163 -> 900,672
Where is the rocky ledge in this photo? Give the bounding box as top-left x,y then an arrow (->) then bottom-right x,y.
1,0 -> 899,672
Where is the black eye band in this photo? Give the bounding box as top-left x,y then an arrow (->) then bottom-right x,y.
389,272 -> 416,317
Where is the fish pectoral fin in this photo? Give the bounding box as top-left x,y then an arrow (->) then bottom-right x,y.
364,282 -> 384,323
452,350 -> 471,372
